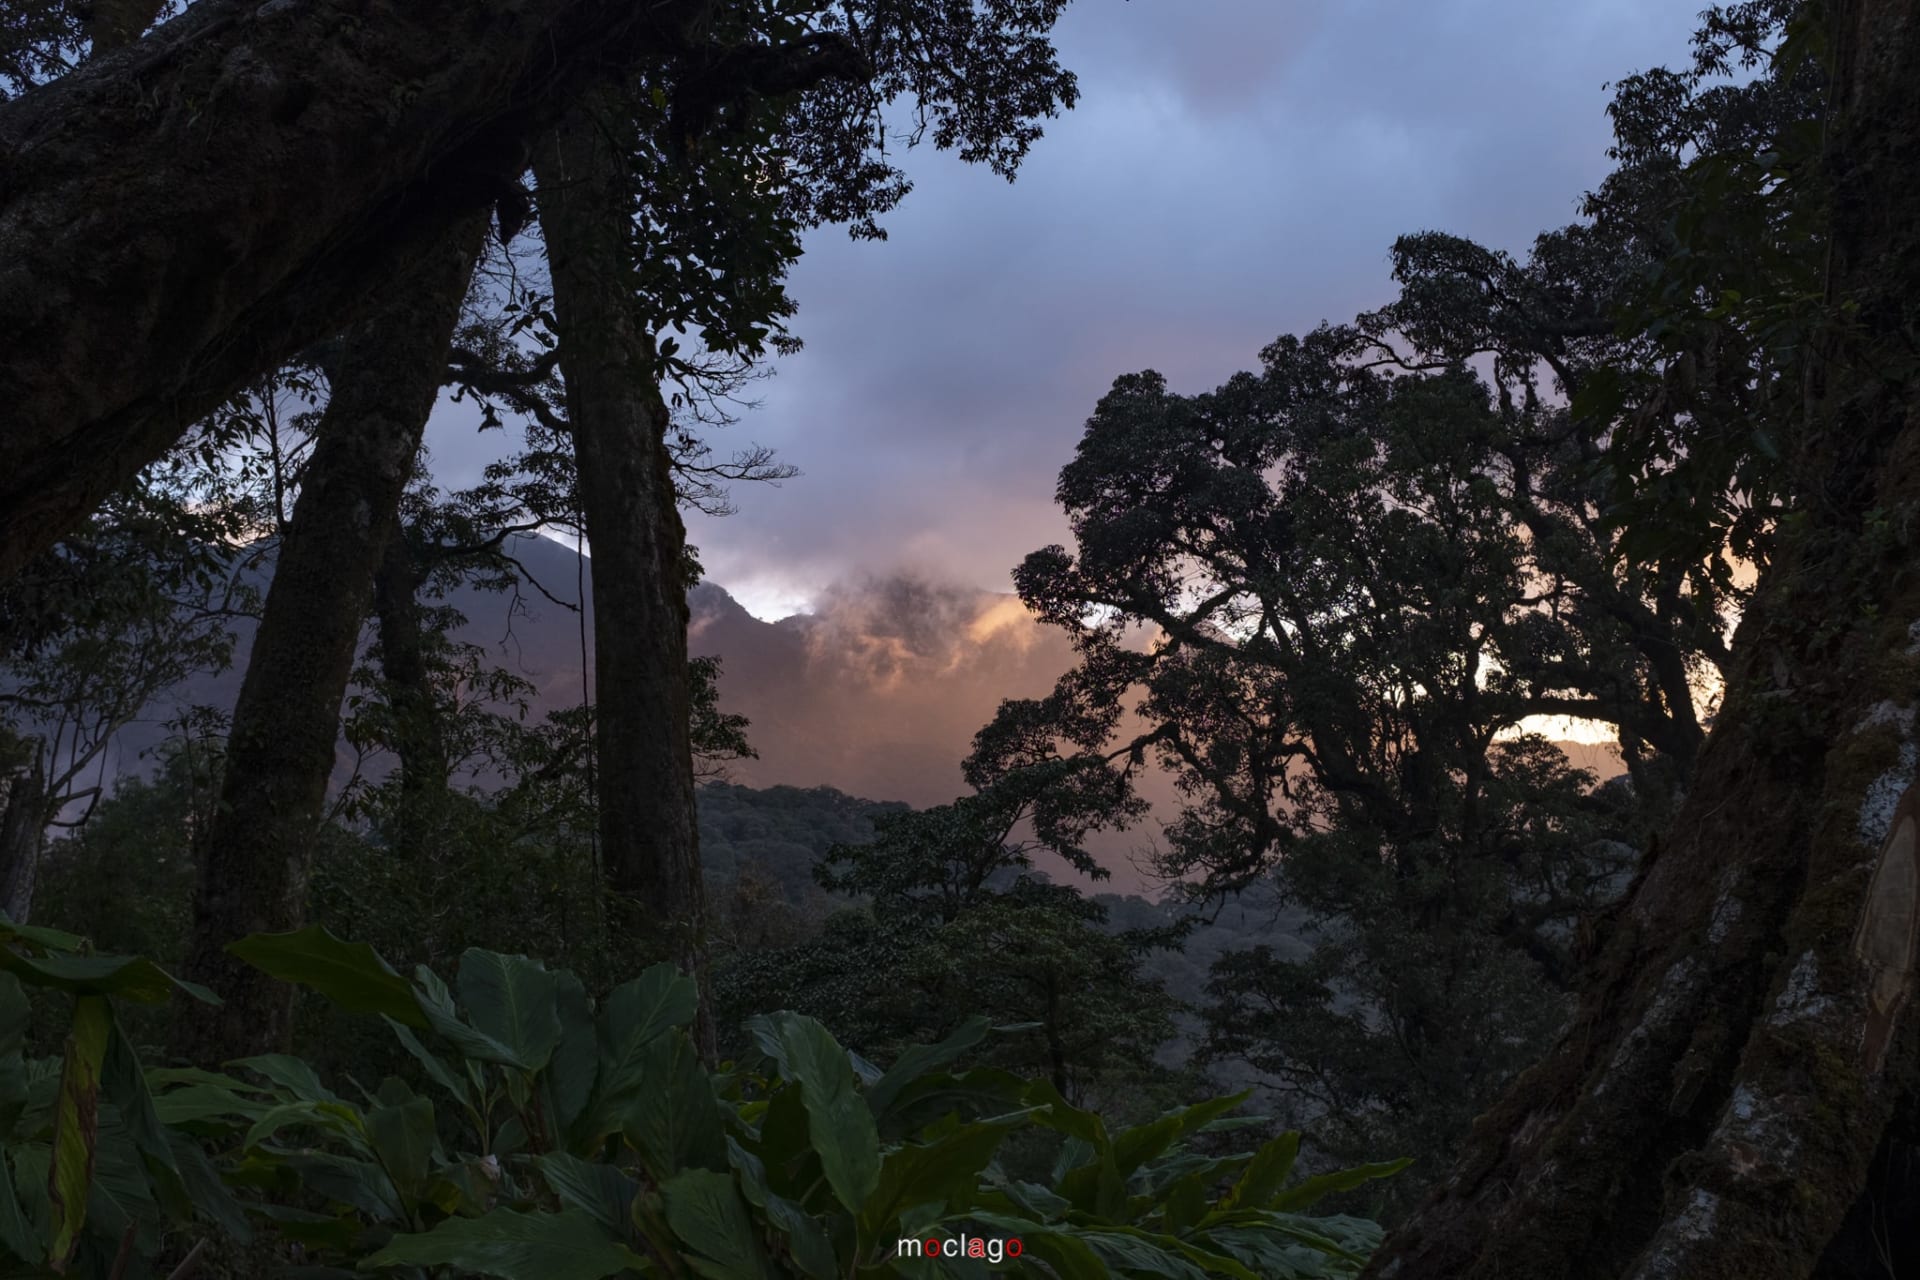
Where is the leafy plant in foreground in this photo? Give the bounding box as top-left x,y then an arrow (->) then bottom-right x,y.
231,925 -> 1405,1277
0,914 -> 243,1278
3,919 -> 1405,1276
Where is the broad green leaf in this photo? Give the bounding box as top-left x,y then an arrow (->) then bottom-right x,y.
1054,1227 -> 1216,1280
372,1075 -> 415,1108
1109,1092 -> 1249,1182
1269,1157 -> 1411,1213
860,1118 -> 1013,1241
364,1207 -> 647,1280
151,1082 -> 270,1127
456,950 -> 561,1073
418,992 -> 531,1070
752,1014 -> 878,1213
100,1020 -> 175,1182
546,972 -> 598,1148
0,948 -> 213,1005
1094,1223 -> 1264,1279
0,1150 -> 40,1265
1218,1131 -> 1300,1212
964,1214 -> 1108,1280
413,963 -> 459,1022
727,1139 -> 837,1280
165,1128 -> 252,1242
764,1192 -> 839,1280
227,927 -> 424,1027
1028,1080 -> 1122,1218
538,1152 -> 639,1236
615,1028 -> 726,1180
869,1066 -> 1029,1140
661,1168 -> 778,1280
243,1099 -> 368,1154
847,1049 -> 884,1086
424,1158 -> 495,1218
983,1176 -> 1071,1222
275,1151 -> 403,1222
366,1095 -> 436,1205
865,1017 -> 991,1125
7,1146 -> 48,1238
233,1053 -> 339,1104
48,994 -> 111,1266
0,916 -> 86,953
385,1017 -> 472,1110
599,964 -> 697,1097
85,1109 -> 156,1256
1024,1078 -> 1109,1147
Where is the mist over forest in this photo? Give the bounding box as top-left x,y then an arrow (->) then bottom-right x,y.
2,1 -> 1919,1277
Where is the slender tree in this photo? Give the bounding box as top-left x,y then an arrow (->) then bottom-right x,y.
523,1 -> 1075,1047
172,217 -> 487,1061
531,90 -> 713,1029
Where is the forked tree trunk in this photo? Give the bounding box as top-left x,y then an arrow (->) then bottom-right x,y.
1366,4 -> 1920,1277
532,89 -> 713,1050
172,217 -> 486,1062
0,0 -> 717,582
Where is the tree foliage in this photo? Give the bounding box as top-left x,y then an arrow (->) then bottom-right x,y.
719,766 -> 1180,1112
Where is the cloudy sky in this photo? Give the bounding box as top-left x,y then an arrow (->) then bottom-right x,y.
431,0 -> 1705,621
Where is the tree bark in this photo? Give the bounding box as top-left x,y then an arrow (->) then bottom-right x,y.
1366,3 -> 1920,1277
0,744 -> 47,923
171,216 -> 485,1063
532,89 -> 712,1049
371,525 -> 452,860
0,0 -> 718,581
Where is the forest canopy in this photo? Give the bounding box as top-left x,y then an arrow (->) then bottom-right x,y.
2,0 -> 1919,1277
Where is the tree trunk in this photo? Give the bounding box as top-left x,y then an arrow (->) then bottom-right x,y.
0,0 -> 717,581
1365,3 -> 1920,1277
371,526 -> 452,861
171,217 -> 485,1063
532,89 -> 712,1050
0,744 -> 47,923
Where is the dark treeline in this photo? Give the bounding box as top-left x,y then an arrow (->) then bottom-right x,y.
1,0 -> 1918,1276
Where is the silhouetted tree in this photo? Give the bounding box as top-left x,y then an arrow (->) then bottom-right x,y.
172,217 -> 487,1060
1369,2 -> 1920,1274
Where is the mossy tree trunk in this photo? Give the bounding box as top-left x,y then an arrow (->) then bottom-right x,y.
0,0 -> 718,582
171,217 -> 486,1063
1366,3 -> 1920,1277
532,88 -> 713,1053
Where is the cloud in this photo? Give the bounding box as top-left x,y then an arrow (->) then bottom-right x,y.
427,0 -> 1706,613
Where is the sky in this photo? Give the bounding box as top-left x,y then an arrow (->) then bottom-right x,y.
428,0 -> 1707,622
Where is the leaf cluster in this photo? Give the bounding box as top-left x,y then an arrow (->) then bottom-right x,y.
1,920 -> 1406,1278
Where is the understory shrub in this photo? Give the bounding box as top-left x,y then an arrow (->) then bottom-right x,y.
0,915 -> 1403,1277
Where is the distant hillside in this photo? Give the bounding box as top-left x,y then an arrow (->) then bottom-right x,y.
697,781 -> 904,904
60,533 -> 1620,894
684,574 -> 1094,808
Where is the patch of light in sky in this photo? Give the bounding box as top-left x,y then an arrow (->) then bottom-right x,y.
1511,713 -> 1620,746
726,584 -> 816,623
